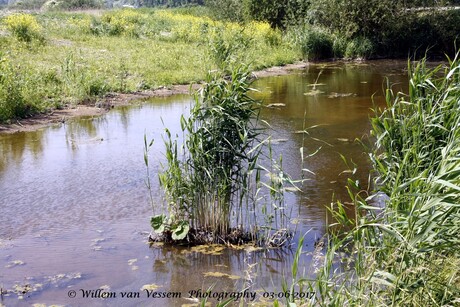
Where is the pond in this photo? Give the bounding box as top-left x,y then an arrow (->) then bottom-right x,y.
0,60 -> 408,306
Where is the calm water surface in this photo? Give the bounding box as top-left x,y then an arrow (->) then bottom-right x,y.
0,61 -> 408,306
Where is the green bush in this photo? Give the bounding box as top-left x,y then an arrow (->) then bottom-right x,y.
205,0 -> 248,22
3,13 -> 45,43
155,67 -> 291,241
332,35 -> 347,58
297,27 -> 333,61
264,27 -> 282,46
99,9 -> 147,37
308,0 -> 399,40
382,10 -> 460,57
344,37 -> 374,59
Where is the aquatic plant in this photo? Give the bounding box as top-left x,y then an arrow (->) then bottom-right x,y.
151,67 -> 292,244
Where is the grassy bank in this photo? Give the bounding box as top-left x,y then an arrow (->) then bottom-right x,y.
0,9 -> 298,122
287,55 -> 460,306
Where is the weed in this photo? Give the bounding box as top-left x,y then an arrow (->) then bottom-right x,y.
3,13 -> 45,44
152,67 -> 292,244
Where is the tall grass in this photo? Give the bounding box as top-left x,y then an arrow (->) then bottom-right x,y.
152,67 -> 292,243
301,54 -> 460,306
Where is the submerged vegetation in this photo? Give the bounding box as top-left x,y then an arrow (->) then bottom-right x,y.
147,67 -> 293,245
297,55 -> 460,306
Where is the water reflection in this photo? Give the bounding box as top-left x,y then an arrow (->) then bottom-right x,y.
0,129 -> 47,177
0,60 -> 409,306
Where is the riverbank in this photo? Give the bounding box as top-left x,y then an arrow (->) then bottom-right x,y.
0,62 -> 308,134
0,9 -> 300,124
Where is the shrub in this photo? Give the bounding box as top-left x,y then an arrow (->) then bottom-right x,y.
344,37 -> 374,59
4,13 -> 45,43
99,9 -> 147,37
332,35 -> 347,58
309,0 -> 399,40
382,9 -> 460,57
298,27 -> 334,61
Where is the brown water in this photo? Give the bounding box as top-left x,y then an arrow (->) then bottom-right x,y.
0,61 -> 408,306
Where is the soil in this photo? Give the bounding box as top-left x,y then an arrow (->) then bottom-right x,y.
0,62 -> 308,134
149,227 -> 293,247
148,227 -> 256,247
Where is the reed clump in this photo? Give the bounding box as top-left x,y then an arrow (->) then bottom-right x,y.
150,67 -> 292,245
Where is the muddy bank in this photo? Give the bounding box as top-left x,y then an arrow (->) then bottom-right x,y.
0,84 -> 201,134
0,63 -> 308,134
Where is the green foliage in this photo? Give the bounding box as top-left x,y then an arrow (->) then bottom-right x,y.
288,26 -> 333,60
98,9 -> 148,37
205,0 -> 248,22
159,67 -> 262,236
150,214 -> 190,239
230,0 -> 460,59
332,35 -> 347,58
3,13 -> 45,43
309,0 -> 399,40
381,9 -> 460,57
246,0 -> 310,28
206,26 -> 252,70
7,0 -> 47,10
0,57 -> 34,122
344,36 -> 374,59
142,0 -> 204,7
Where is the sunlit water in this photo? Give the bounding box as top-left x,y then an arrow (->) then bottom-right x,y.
0,61 -> 408,306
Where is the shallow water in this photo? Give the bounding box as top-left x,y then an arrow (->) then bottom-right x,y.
0,60 -> 408,306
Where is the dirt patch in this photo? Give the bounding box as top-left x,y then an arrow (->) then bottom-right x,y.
0,63 -> 307,134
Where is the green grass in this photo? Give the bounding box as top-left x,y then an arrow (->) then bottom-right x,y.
0,9 -> 299,123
